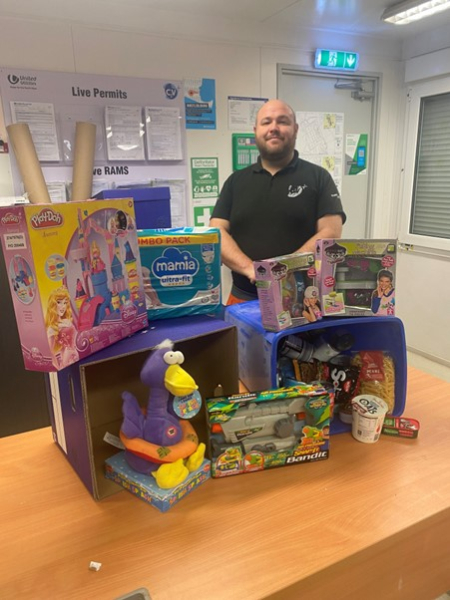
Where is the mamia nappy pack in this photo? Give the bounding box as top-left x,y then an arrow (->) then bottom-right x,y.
137,227 -> 221,320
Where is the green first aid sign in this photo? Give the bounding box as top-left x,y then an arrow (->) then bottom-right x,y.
315,49 -> 359,71
193,205 -> 215,227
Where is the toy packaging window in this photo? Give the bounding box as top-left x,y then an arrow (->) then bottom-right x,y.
315,239 -> 397,318
0,199 -> 148,371
254,252 -> 318,332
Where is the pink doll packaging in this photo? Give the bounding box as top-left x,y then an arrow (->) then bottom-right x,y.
254,252 -> 319,332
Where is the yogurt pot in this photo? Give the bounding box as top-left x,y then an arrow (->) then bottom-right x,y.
351,395 -> 389,444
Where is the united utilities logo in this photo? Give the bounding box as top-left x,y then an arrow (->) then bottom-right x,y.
7,73 -> 37,89
152,248 -> 199,287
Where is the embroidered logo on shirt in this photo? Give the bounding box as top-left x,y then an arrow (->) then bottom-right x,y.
287,184 -> 308,198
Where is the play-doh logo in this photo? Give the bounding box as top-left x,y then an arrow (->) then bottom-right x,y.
30,208 -> 64,229
152,248 -> 199,287
1,212 -> 20,225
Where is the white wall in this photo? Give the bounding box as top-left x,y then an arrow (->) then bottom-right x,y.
390,28 -> 450,366
3,13 -> 428,350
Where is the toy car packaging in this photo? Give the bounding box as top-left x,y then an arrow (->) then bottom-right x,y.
206,384 -> 331,478
0,199 -> 148,372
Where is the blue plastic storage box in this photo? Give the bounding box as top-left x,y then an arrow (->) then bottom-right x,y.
225,300 -> 407,434
94,187 -> 171,229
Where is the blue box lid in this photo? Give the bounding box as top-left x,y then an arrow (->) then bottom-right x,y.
94,187 -> 171,201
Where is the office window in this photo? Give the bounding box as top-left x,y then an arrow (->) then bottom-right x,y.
410,92 -> 450,239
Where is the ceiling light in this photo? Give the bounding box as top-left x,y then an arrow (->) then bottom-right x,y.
381,0 -> 450,24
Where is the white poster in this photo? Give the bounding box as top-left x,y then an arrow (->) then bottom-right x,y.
145,106 -> 182,161
228,96 -> 268,131
10,101 -> 61,162
105,105 -> 145,161
296,111 -> 344,192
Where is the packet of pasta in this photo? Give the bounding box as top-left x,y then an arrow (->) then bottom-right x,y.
351,351 -> 395,413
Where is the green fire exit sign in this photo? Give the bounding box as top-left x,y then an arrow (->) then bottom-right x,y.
315,49 -> 359,71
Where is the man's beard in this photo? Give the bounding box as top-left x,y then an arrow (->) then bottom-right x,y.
256,136 -> 295,162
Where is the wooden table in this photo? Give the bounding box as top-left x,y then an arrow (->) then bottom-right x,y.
1,366 -> 450,600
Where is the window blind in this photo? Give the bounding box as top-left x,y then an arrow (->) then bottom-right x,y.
410,92 -> 450,239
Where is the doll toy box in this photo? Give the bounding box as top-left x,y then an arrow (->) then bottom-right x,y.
315,239 -> 397,317
206,384 -> 330,478
137,227 -> 221,320
253,252 -> 318,332
0,198 -> 148,372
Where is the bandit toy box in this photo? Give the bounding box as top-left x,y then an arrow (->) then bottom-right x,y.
0,199 -> 148,372
207,384 -> 330,478
315,239 -> 397,317
253,252 -> 318,332
137,227 -> 221,320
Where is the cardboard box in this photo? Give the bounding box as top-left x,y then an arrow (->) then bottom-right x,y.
138,227 -> 222,320
94,187 -> 172,229
207,385 -> 330,478
0,199 -> 148,371
46,315 -> 239,500
253,252 -> 318,331
225,300 -> 407,435
105,452 -> 210,512
315,239 -> 397,317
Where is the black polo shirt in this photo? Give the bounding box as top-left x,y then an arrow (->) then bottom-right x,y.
212,151 -> 346,297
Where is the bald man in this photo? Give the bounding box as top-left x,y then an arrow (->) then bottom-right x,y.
210,99 -> 346,304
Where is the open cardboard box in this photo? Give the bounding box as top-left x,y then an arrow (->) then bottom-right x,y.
46,314 -> 239,500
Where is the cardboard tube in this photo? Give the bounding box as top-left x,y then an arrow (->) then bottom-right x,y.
71,121 -> 96,201
6,122 -> 51,204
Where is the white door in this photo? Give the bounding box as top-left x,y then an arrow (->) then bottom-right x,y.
278,65 -> 378,237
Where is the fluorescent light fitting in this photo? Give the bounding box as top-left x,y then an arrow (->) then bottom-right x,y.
381,0 -> 450,24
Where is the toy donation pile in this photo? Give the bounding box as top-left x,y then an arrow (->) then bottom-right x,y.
1,121 -> 418,513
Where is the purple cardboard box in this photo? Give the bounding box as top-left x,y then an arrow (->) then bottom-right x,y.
46,314 -> 239,500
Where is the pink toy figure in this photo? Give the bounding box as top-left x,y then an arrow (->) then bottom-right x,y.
302,286 -> 322,323
45,286 -> 79,369
91,240 -> 106,273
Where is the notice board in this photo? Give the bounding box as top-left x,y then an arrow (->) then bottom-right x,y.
0,67 -> 189,225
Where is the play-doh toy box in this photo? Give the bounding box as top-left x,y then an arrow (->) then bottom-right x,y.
0,199 -> 148,372
253,252 -> 318,332
206,384 -> 330,478
315,239 -> 397,317
137,227 -> 221,320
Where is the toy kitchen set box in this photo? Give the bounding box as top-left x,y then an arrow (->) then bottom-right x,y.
0,199 -> 148,372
